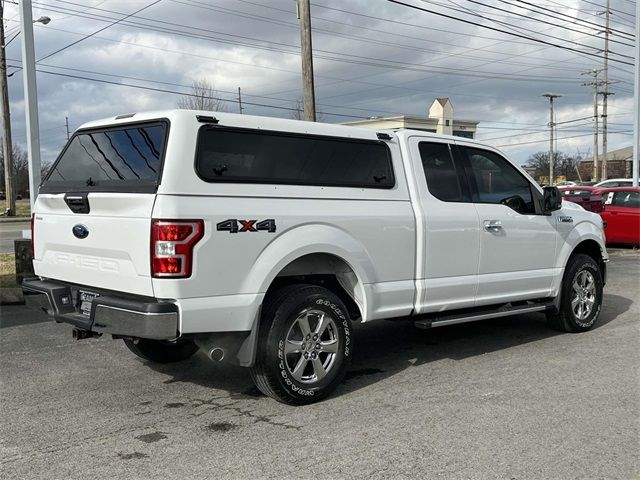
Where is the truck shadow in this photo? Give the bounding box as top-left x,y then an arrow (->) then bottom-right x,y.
145,293 -> 631,402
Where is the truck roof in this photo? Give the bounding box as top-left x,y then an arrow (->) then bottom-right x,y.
77,109 -> 385,141
77,109 -> 490,149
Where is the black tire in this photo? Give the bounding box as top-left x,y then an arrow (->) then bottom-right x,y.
250,284 -> 353,405
123,338 -> 199,363
546,253 -> 603,333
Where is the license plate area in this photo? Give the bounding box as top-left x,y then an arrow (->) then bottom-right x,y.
78,290 -> 100,316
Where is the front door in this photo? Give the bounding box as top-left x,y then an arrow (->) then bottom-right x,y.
456,144 -> 558,305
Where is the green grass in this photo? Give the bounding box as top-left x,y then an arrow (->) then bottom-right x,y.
0,253 -> 18,288
15,199 -> 31,217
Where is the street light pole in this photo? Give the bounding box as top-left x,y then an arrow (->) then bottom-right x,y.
1,1 -> 16,215
542,93 -> 561,185
19,0 -> 43,210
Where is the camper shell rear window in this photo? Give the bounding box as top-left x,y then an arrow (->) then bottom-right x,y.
40,120 -> 169,194
195,126 -> 395,189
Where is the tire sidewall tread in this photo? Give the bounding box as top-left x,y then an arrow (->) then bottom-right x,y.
251,284 -> 352,405
549,253 -> 603,333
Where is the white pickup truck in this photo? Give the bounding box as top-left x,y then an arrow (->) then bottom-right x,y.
23,110 -> 608,405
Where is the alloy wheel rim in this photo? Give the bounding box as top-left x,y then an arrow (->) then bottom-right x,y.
571,270 -> 596,321
284,309 -> 339,384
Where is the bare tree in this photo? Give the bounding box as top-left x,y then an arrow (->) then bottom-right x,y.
0,143 -> 26,196
177,78 -> 227,112
525,151 -> 582,182
291,98 -> 304,120
290,96 -> 324,121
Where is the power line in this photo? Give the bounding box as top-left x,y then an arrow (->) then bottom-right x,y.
507,0 -> 635,39
466,0 -> 635,44
386,0 -> 634,66
170,0 -> 588,73
421,0 -> 635,54
36,0 -> 163,63
494,130 -> 632,147
5,63 -> 367,119
23,4 -> 597,86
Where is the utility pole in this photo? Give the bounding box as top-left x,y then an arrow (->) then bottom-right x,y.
19,0 -> 42,210
237,87 -> 243,114
1,1 -> 16,215
582,70 -> 602,181
601,0 -> 610,180
297,0 -> 316,122
633,0 -> 639,187
542,93 -> 561,185
65,116 -> 70,140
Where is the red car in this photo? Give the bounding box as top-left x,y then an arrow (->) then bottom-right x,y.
596,187 -> 640,246
559,186 -> 604,213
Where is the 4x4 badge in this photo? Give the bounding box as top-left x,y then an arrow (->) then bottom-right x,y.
216,219 -> 276,233
72,224 -> 89,239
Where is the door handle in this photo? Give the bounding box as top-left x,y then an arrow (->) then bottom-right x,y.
483,220 -> 502,232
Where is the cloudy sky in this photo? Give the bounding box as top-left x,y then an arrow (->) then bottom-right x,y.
2,0 -> 637,166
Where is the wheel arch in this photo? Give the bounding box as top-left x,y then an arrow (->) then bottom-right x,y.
551,229 -> 608,311
242,224 -> 377,319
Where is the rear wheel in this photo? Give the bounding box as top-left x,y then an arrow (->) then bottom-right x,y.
123,338 -> 199,363
250,285 -> 352,405
546,253 -> 603,332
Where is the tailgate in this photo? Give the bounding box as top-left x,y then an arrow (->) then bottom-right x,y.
33,193 -> 156,296
32,119 -> 168,297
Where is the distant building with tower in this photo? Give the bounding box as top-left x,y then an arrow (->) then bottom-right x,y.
343,98 -> 479,139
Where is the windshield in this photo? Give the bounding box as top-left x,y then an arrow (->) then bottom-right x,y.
41,121 -> 168,193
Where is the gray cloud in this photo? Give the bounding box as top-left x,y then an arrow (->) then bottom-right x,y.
3,0 -> 635,166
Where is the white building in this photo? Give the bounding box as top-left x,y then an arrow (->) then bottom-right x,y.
343,98 -> 479,139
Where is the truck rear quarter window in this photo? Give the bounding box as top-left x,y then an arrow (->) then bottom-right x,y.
41,121 -> 168,194
195,127 -> 395,188
418,142 -> 464,202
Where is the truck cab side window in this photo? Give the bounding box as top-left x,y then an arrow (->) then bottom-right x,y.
463,147 -> 535,214
418,142 -> 464,202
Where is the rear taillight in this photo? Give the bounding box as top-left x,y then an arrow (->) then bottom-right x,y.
30,213 -> 35,256
151,219 -> 204,278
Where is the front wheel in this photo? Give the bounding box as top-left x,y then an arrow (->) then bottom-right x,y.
250,285 -> 352,405
546,253 -> 603,332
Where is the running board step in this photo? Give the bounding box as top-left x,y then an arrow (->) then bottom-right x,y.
414,303 -> 552,330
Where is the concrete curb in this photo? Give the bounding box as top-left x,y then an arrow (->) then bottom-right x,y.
0,217 -> 31,224
0,288 -> 24,305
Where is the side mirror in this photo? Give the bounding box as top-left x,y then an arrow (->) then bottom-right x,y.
543,186 -> 562,214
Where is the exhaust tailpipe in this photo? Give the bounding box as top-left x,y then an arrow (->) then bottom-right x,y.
209,347 -> 225,362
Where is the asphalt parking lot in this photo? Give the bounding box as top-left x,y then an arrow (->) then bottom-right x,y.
1,253 -> 638,480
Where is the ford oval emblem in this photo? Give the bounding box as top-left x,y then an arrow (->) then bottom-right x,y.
72,224 -> 89,239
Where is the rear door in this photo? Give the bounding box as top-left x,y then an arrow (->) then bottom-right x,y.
408,137 -> 480,313
33,120 -> 168,297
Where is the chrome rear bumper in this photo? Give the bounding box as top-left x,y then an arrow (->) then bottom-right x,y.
22,278 -> 179,340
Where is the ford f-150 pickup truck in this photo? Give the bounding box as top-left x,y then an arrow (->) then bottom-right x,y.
23,110 -> 608,405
